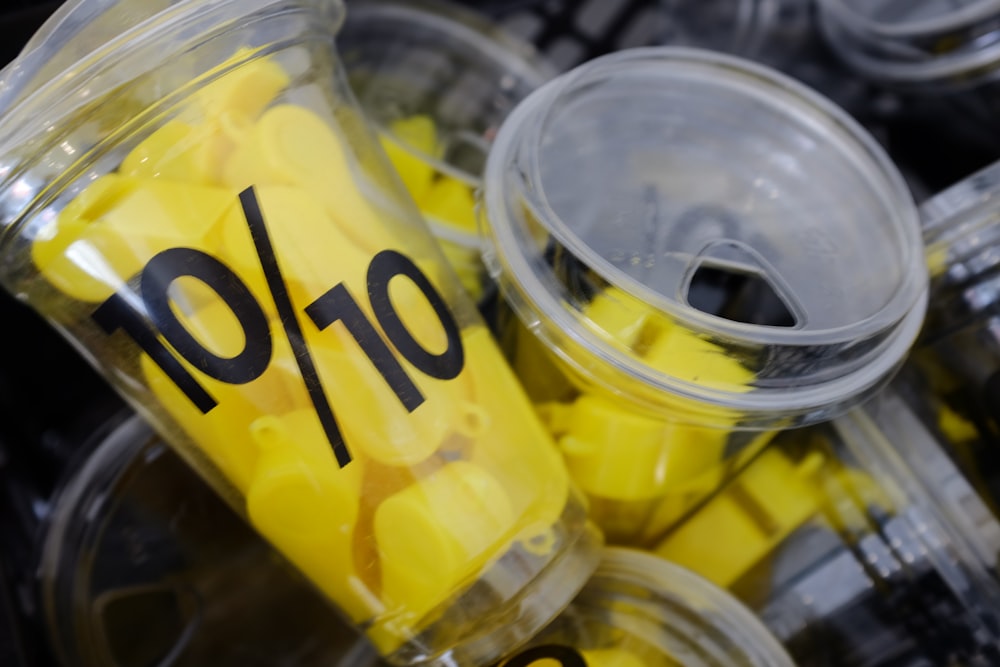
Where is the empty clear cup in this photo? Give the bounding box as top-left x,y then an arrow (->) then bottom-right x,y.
340,0 -> 554,301
0,0 -> 600,663
481,46 -> 928,545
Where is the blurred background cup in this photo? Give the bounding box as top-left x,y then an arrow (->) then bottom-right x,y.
652,377 -> 1000,666
480,46 -> 929,546
0,0 -> 601,663
36,414 -> 382,667
340,0 -> 556,301
501,547 -> 796,667
816,0 -> 1000,93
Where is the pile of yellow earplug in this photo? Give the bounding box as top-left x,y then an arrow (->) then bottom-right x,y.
30,55 -> 570,653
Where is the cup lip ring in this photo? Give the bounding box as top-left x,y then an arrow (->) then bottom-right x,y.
816,0 -> 1000,41
585,547 -> 797,667
0,0 -> 346,162
341,0 -> 556,185
482,46 -> 928,415
818,9 -> 1000,85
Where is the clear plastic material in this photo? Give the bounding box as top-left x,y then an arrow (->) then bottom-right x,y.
817,0 -> 1000,90
502,547 -> 796,667
40,414 -> 380,667
0,1 -> 600,663
339,0 -> 554,301
481,46 -> 928,543
654,382 -> 1000,666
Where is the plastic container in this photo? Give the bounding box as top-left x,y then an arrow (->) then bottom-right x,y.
0,1 -> 601,663
339,0 -> 554,301
480,46 -> 929,544
502,547 -> 795,667
816,0 -> 1000,91
653,382 -> 1000,666
40,413 -> 379,667
911,157 -> 1000,522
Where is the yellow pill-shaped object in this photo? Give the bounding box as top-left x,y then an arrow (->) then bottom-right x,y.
375,460 -> 516,626
140,326 -> 309,494
382,115 -> 439,203
581,648 -> 649,667
192,54 -> 291,124
553,394 -> 728,501
584,286 -> 670,352
247,412 -> 370,621
216,184 -> 372,313
654,449 -> 824,588
643,325 -> 754,393
463,327 -> 570,531
33,175 -> 235,302
119,120 -> 233,186
309,341 -> 457,466
419,176 -> 478,235
223,104 -> 396,253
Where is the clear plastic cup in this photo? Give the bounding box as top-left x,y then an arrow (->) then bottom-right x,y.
339,0 -> 554,301
40,414 -> 375,667
0,1 -> 601,663
654,380 -> 1000,666
480,46 -> 928,545
501,547 -> 795,667
911,157 -> 1000,523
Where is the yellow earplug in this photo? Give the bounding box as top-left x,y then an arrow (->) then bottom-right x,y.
375,460 -> 516,636
222,103 -> 397,253
419,175 -> 478,235
654,449 -> 825,588
382,115 -> 439,203
33,175 -> 234,302
246,411 -> 370,622
581,648 -> 648,667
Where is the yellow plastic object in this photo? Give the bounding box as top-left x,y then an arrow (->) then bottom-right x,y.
546,395 -> 725,501
375,460 -> 517,632
938,402 -> 980,444
382,115 -> 439,202
583,286 -> 666,353
32,175 -> 233,303
464,326 -> 571,537
223,103 -> 398,253
420,176 -> 479,234
246,410 -> 371,622
192,54 -> 291,122
521,284 -> 758,543
31,54 -> 585,659
215,184 -> 372,311
581,648 -> 649,667
654,448 -> 825,588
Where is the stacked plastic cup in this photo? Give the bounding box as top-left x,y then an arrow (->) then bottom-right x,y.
480,46 -> 929,545
0,0 -> 603,663
339,0 -> 554,301
653,378 -> 1000,666
816,0 -> 1000,91
913,157 -> 1000,528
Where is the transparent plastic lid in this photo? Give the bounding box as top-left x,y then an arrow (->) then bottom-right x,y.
817,0 -> 1000,40
482,47 -> 928,424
